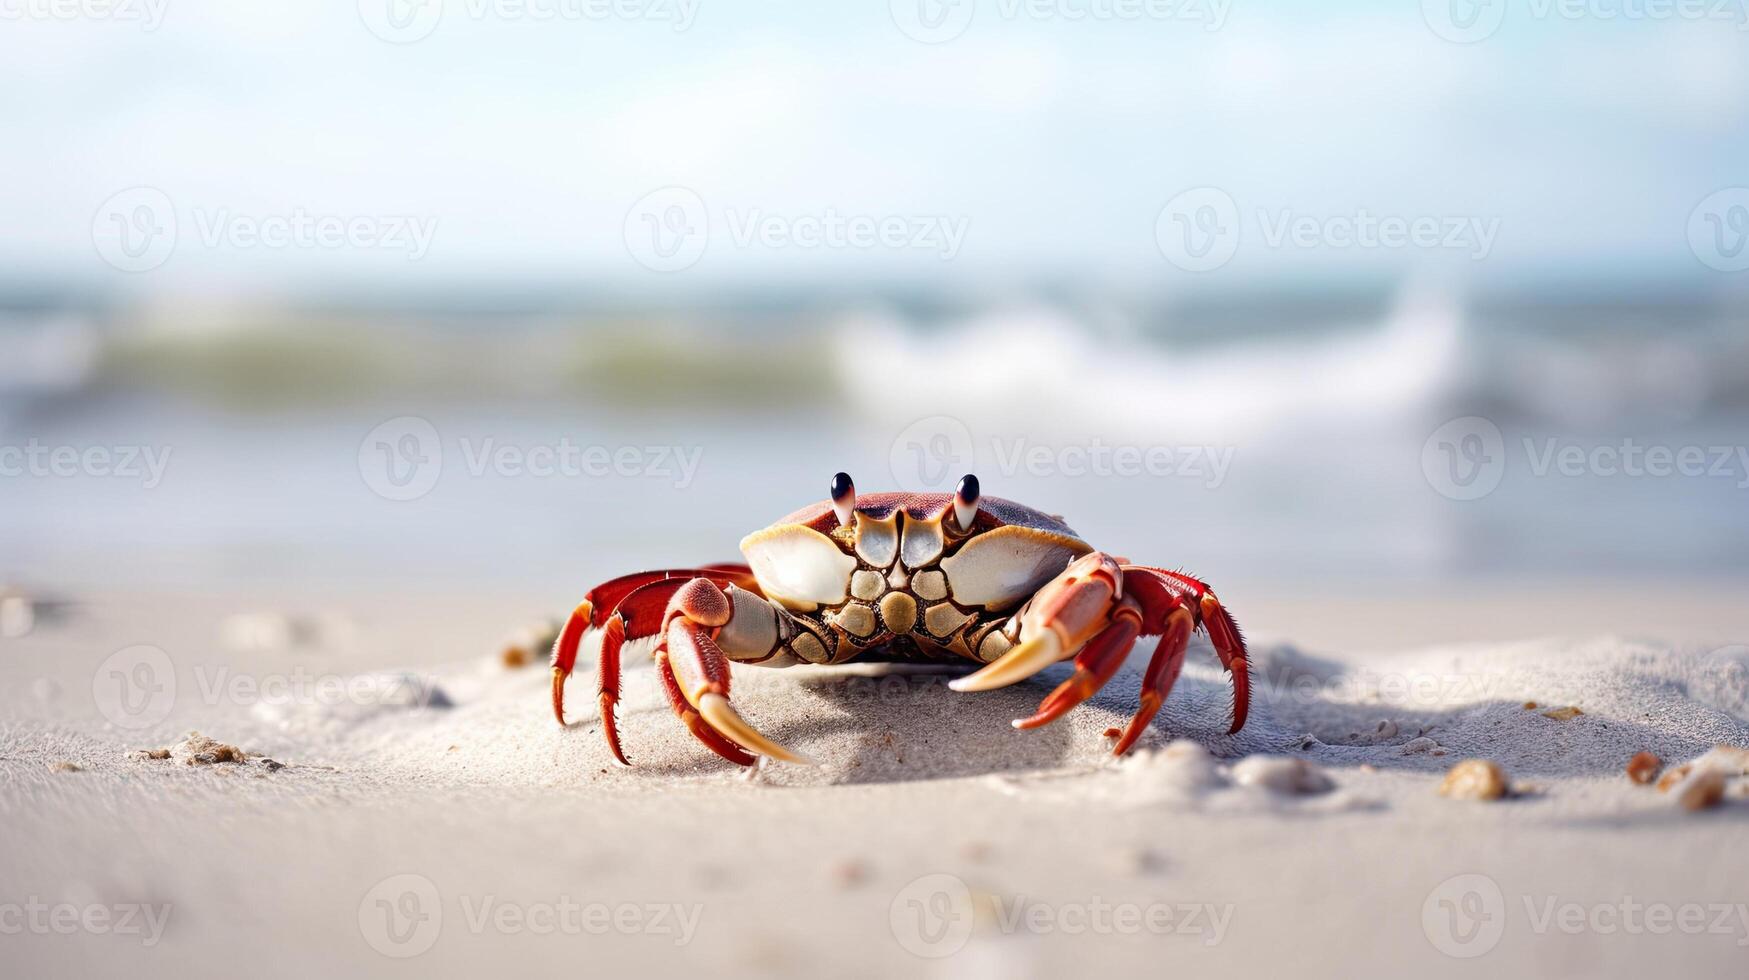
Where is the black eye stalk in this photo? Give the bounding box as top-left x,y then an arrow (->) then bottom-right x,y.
831,472 -> 856,526
954,473 -> 980,531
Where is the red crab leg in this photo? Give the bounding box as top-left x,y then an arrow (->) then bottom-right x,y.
655,648 -> 756,766
1112,605 -> 1194,755
588,573 -> 760,765
663,578 -> 813,765
1127,567 -> 1250,734
949,552 -> 1124,693
1011,610 -> 1141,730
553,566 -> 758,764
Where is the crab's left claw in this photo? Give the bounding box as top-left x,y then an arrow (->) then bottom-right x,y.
949,552 -> 1123,693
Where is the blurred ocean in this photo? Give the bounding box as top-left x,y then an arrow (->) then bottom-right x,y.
4,283 -> 1746,596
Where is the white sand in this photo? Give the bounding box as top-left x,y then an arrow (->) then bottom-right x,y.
3,588 -> 1748,978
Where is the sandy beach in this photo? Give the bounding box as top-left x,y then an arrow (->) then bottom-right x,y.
4,584 -> 1747,979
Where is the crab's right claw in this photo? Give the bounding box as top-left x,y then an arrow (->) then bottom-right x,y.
698,693 -> 815,765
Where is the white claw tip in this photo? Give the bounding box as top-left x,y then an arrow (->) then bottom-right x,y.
698,692 -> 816,765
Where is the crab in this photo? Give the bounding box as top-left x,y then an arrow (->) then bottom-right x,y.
551,473 -> 1250,766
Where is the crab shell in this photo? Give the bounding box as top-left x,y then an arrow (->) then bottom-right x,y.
738,492 -> 1092,657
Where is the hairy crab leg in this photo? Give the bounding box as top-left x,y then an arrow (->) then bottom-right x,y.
1011,610 -> 1141,731
553,566 -> 759,770
1127,566 -> 1251,734
551,565 -> 755,725
663,578 -> 814,766
1112,606 -> 1194,755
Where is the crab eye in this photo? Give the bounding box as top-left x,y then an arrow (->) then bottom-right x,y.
830,471 -> 855,527
953,473 -> 980,531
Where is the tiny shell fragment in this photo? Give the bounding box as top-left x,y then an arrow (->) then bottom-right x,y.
1541,706 -> 1584,721
1625,751 -> 1662,785
1439,759 -> 1509,801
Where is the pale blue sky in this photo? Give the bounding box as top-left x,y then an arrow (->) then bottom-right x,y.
2,1 -> 1745,295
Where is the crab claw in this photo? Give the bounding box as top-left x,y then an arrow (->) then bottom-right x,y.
698,693 -> 815,765
948,630 -> 1064,692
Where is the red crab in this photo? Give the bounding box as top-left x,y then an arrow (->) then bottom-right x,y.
552,473 -> 1249,766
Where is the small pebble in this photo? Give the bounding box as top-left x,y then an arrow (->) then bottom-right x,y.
131,748 -> 171,761
1541,706 -> 1584,722
1439,759 -> 1509,801
1402,736 -> 1439,755
1625,751 -> 1662,785
1522,701 -> 1538,710
1232,756 -> 1335,795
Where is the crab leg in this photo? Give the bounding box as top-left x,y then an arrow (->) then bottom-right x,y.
1127,567 -> 1250,734
949,552 -> 1124,693
661,578 -> 813,766
654,649 -> 756,766
552,566 -> 757,766
1011,611 -> 1141,730
1112,606 -> 1193,755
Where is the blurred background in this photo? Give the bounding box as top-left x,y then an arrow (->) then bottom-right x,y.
3,1 -> 1748,615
